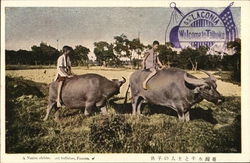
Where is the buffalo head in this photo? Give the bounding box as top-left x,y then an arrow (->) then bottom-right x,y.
184,71 -> 223,104
112,77 -> 126,95
112,77 -> 126,87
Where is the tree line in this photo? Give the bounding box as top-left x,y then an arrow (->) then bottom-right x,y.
6,43 -> 90,66
6,35 -> 241,81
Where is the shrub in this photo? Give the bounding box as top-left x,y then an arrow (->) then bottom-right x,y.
89,114 -> 132,153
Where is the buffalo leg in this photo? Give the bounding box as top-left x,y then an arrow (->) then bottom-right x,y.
132,96 -> 139,115
177,111 -> 185,122
137,98 -> 143,115
43,103 -> 55,121
84,102 -> 94,116
184,111 -> 190,122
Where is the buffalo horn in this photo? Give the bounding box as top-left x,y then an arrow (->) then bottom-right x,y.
200,70 -> 216,81
121,77 -> 126,84
184,73 -> 205,86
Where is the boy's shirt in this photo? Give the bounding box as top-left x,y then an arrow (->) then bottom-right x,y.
144,49 -> 159,69
54,54 -> 71,81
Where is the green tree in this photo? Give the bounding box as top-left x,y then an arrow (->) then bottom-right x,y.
94,41 -> 120,66
72,45 -> 90,66
6,42 -> 59,65
31,42 -> 59,65
158,43 -> 177,68
226,38 -> 241,82
113,34 -> 131,61
129,38 -> 145,68
129,38 -> 144,57
6,50 -> 33,65
114,34 -> 145,68
6,50 -> 17,64
203,54 -> 222,70
177,46 -> 209,71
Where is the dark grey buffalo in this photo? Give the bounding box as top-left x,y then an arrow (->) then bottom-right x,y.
126,68 -> 223,122
43,74 -> 126,121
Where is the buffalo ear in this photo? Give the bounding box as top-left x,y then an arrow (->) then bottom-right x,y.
112,77 -> 126,87
111,79 -> 120,87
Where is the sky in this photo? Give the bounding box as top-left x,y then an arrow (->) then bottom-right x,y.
5,7 -> 240,58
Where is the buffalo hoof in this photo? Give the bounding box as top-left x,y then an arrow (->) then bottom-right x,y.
84,112 -> 90,116
56,101 -> 62,108
100,107 -> 108,115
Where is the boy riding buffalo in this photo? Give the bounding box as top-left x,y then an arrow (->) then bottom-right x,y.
142,40 -> 164,89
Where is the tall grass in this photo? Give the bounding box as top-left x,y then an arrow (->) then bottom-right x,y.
5,76 -> 241,153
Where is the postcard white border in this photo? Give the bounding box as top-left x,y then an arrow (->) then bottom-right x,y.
1,0 -> 250,162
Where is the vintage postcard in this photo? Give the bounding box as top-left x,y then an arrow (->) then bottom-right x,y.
1,0 -> 250,162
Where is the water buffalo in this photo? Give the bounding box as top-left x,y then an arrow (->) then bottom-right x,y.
43,74 -> 126,121
125,68 -> 223,122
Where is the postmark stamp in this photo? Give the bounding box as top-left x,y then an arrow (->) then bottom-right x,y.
169,2 -> 237,50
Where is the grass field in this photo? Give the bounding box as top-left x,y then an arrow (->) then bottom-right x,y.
5,66 -> 241,153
